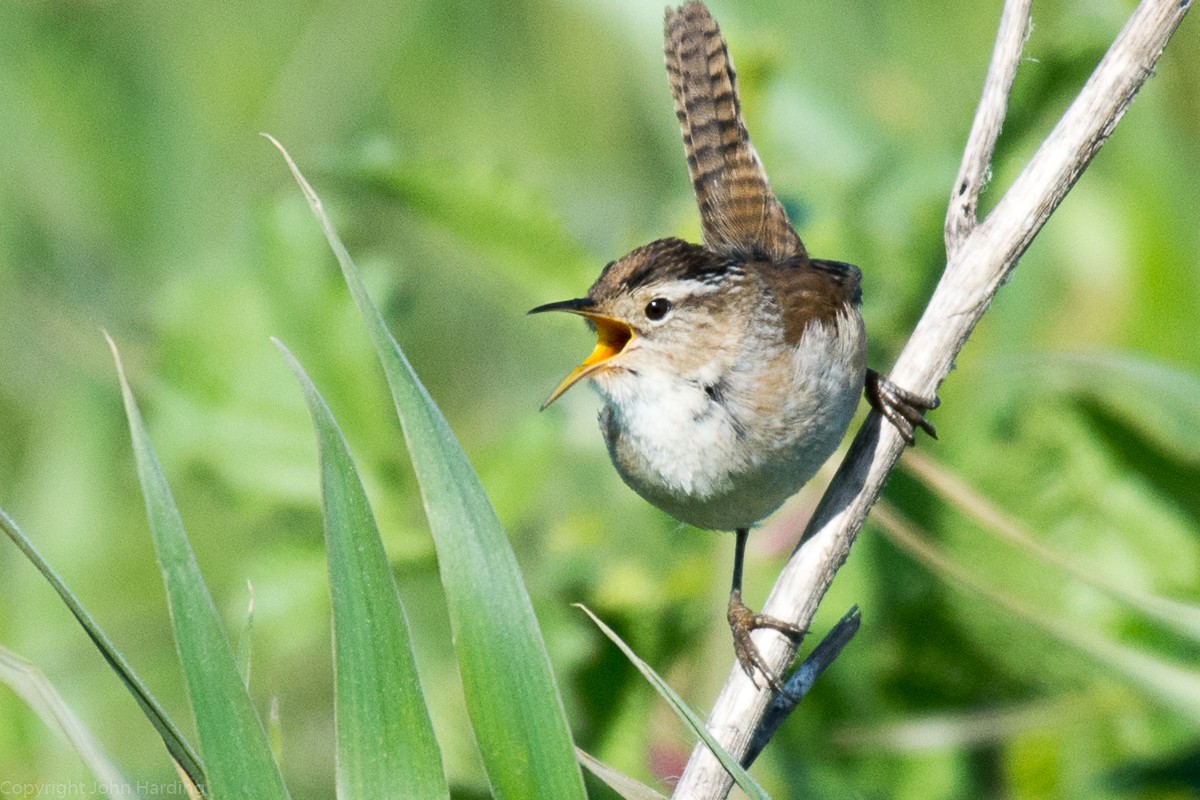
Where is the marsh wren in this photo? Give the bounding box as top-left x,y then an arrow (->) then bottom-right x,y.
531,1 -> 936,692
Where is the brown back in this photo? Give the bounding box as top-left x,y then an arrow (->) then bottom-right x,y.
759,258 -> 862,344
664,2 -> 804,263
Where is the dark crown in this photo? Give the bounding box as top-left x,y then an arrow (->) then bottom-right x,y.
588,238 -> 735,301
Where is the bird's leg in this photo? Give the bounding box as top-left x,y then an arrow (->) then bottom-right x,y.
865,368 -> 939,444
727,527 -> 806,695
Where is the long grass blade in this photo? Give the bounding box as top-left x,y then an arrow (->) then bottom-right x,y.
1031,351 -> 1200,463
235,581 -> 255,689
578,605 -> 772,800
833,695 -> 1079,752
0,506 -> 206,792
278,341 -> 449,799
874,501 -> 1200,723
0,645 -> 140,795
266,134 -> 586,799
902,450 -> 1200,641
575,747 -> 668,800
107,334 -> 290,800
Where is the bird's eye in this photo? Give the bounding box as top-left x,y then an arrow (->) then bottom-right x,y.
644,298 -> 672,321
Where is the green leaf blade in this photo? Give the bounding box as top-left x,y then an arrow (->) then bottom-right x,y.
107,335 -> 290,800
0,644 -> 140,796
278,342 -> 448,800
580,605 -> 772,800
0,506 -> 206,793
268,135 -> 587,800
576,747 -> 668,800
876,503 -> 1200,725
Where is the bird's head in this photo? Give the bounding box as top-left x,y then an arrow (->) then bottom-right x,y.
530,238 -> 747,408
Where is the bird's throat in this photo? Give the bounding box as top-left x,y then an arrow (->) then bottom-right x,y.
541,312 -> 634,409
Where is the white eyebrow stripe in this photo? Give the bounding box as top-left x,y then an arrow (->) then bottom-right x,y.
658,277 -> 735,298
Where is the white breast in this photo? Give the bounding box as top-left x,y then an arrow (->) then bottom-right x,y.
594,310 -> 866,531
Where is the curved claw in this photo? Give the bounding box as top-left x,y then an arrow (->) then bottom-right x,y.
728,590 -> 806,698
865,369 -> 939,444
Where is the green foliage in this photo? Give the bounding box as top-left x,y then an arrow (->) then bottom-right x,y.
1,1 -> 1198,798
111,339 -> 290,800
0,645 -> 132,794
273,141 -> 586,798
4,211 -> 591,798
280,343 -> 448,798
0,507 -> 205,791
581,606 -> 769,800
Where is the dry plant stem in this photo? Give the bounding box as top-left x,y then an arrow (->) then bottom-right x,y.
945,0 -> 1032,254
672,1 -> 1193,797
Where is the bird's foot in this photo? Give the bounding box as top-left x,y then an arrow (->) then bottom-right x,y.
728,589 -> 806,697
865,369 -> 939,444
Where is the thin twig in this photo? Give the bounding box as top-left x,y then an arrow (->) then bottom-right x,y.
945,0 -> 1032,255
672,1 -> 1192,796
742,606 -> 860,768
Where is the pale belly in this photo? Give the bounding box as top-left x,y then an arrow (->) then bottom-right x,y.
594,317 -> 867,531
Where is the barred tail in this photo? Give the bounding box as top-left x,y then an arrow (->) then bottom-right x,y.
664,2 -> 804,261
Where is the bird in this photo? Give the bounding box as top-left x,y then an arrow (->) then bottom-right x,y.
530,1 -> 936,693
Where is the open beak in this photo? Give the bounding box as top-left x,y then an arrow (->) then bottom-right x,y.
528,298 -> 634,409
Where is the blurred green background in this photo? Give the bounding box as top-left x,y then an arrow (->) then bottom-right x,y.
1,0 -> 1198,797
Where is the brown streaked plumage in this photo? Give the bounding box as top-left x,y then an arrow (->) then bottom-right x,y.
530,1 -> 937,696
